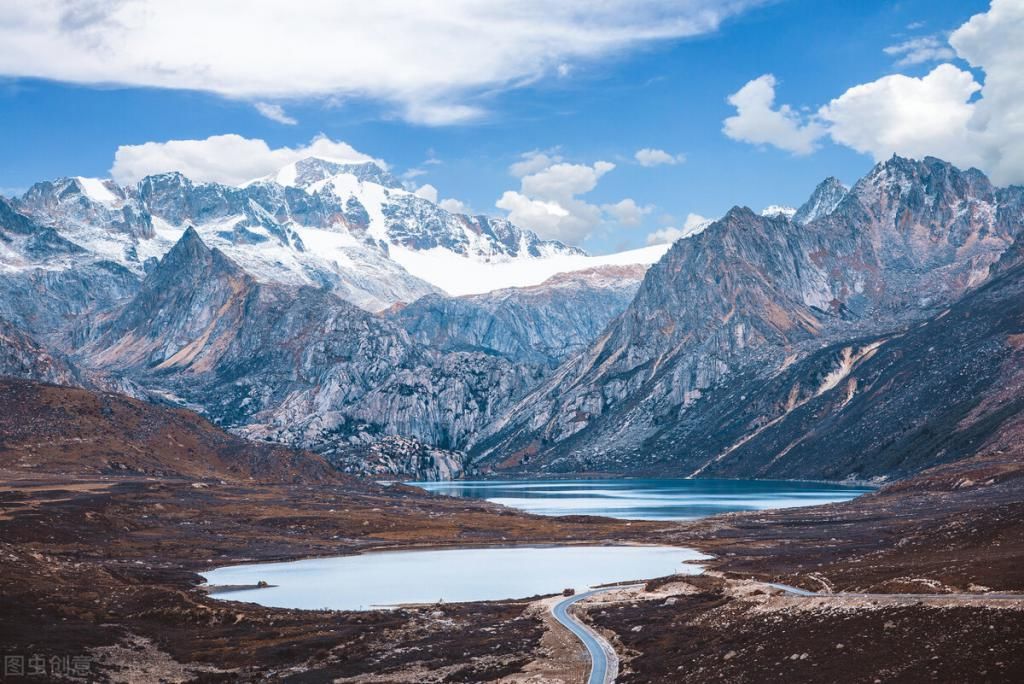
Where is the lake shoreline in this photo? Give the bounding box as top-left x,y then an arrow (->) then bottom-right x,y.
200,544 -> 710,611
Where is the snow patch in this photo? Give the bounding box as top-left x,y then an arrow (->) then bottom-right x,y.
76,177 -> 117,204
389,243 -> 670,297
761,205 -> 797,219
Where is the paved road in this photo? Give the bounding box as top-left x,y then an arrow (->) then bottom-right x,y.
552,586 -> 635,684
551,581 -> 1022,684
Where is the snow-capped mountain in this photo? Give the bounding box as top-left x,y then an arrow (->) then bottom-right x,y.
12,156 -> 659,311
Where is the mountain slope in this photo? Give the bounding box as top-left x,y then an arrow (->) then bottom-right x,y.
0,377 -> 341,483
79,229 -> 541,476
390,264 -> 647,367
474,156 -> 1024,475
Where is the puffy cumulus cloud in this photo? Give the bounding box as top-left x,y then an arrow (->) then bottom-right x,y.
603,198 -> 652,226
722,74 -> 826,155
634,148 -> 686,166
818,65 -> 981,168
110,134 -> 378,185
497,157 -> 618,244
413,184 -> 439,203
520,161 -> 615,203
0,1 -> 766,125
883,35 -> 956,66
947,0 -> 1024,185
645,213 -> 712,245
439,198 -> 472,214
723,1 -> 1024,185
254,102 -> 297,125
509,150 -> 564,178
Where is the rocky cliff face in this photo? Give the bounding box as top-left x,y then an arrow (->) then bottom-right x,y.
390,264 -> 646,367
636,238 -> 1024,481
0,196 -> 140,347
474,156 -> 1024,476
77,229 -> 541,474
0,318 -> 81,386
793,176 -> 848,225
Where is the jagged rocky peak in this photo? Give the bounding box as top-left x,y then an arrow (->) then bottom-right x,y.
794,176 -> 848,225
17,176 -> 153,239
271,156 -> 401,190
850,154 -> 996,227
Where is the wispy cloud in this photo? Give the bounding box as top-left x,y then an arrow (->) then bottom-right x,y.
0,1 -> 768,125
634,148 -> 686,166
883,34 -> 955,66
254,102 -> 298,125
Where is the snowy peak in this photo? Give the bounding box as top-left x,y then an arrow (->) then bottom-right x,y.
269,157 -> 401,190
794,176 -> 848,225
760,205 -> 797,219
17,176 -> 154,240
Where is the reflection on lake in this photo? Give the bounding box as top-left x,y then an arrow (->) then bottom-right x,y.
412,478 -> 872,521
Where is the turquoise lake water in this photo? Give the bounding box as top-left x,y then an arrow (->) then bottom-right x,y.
412,478 -> 872,521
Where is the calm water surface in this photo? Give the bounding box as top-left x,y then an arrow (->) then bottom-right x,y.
202,545 -> 707,610
411,478 -> 872,521
205,479 -> 869,610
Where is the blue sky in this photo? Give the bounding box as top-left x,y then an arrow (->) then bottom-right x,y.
0,0 -> 1004,253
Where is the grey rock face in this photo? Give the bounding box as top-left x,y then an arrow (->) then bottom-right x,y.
632,241 -> 1024,481
78,229 -> 541,462
0,197 -> 140,347
390,265 -> 646,367
474,156 -> 1024,476
18,177 -> 154,239
0,317 -> 81,386
793,176 -> 848,225
325,435 -> 468,481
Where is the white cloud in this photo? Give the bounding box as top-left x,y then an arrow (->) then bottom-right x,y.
496,156 -> 615,244
439,198 -> 472,214
946,0 -> 1024,185
883,35 -> 956,66
520,161 -> 615,202
723,1 -> 1024,185
634,148 -> 686,166
646,213 -> 711,245
110,134 -> 378,185
722,74 -> 826,155
254,102 -> 297,125
819,64 -> 981,167
603,198 -> 652,226
510,150 -> 563,178
0,1 -> 765,125
413,184 -> 439,203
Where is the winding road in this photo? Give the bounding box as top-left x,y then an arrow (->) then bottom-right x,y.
550,580 -> 1023,684
552,586 -> 639,684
